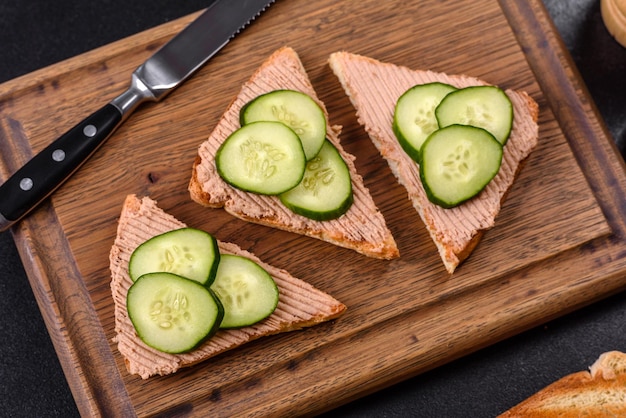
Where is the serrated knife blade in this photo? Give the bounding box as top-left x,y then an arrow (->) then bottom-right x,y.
0,0 -> 275,232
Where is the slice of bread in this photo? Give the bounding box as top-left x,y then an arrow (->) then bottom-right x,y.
499,351 -> 626,417
109,194 -> 347,379
329,52 -> 539,273
189,46 -> 399,260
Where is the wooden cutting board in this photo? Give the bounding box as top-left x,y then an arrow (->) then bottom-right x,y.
1,0 -> 625,416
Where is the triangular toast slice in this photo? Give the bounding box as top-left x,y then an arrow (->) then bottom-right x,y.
189,47 -> 399,260
109,194 -> 346,379
499,351 -> 626,416
329,52 -> 539,273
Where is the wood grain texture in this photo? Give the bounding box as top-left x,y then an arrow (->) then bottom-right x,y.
0,0 -> 625,416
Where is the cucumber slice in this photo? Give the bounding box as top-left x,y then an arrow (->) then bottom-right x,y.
420,124 -> 503,208
127,272 -> 224,354
435,85 -> 513,145
129,228 -> 220,286
240,90 -> 326,160
393,82 -> 457,163
280,139 -> 353,221
216,121 -> 306,195
211,254 -> 279,329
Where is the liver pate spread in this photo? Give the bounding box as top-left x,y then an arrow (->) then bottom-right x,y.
110,195 -> 346,379
329,51 -> 539,273
190,47 -> 399,260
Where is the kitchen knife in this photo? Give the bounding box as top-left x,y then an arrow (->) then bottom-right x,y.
0,0 -> 275,232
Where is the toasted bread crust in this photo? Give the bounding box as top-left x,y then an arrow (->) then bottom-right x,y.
110,194 -> 346,379
499,351 -> 626,417
188,47 -> 399,260
329,51 -> 539,273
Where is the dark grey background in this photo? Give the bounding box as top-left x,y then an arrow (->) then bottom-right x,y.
1,1 -> 625,416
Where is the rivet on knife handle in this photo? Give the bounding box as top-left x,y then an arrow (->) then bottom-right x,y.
0,0 -> 276,233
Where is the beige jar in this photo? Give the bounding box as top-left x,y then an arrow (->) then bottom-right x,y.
601,0 -> 626,47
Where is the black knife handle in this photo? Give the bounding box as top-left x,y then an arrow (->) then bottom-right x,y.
0,104 -> 122,232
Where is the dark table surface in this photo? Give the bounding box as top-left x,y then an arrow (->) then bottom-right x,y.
1,1 -> 625,416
